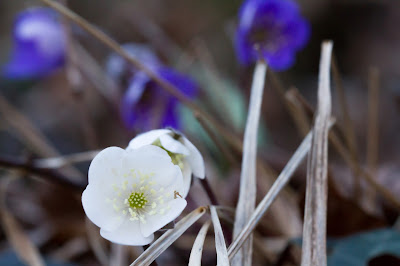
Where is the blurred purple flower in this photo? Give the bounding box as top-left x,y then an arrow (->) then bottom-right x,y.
3,8 -> 66,79
106,44 -> 198,130
236,0 -> 310,71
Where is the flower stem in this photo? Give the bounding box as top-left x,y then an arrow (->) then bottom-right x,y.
199,178 -> 219,206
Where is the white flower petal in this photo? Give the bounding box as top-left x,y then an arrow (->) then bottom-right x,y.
82,185 -> 124,231
152,164 -> 184,191
123,145 -> 181,188
127,129 -> 171,150
100,220 -> 154,246
140,198 -> 187,237
160,134 -> 190,155
182,137 -> 205,178
181,162 -> 192,198
88,146 -> 126,185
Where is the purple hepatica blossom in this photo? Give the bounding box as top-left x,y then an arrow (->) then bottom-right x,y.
236,0 -> 310,71
3,8 -> 66,79
106,44 -> 198,130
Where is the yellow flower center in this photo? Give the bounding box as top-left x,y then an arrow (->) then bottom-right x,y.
106,169 -> 180,224
127,192 -> 147,209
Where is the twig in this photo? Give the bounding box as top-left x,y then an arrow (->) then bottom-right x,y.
233,61 -> 267,266
0,155 -> 86,191
367,67 -> 380,173
301,41 -> 333,266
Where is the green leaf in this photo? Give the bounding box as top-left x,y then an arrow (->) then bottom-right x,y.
328,228 -> 400,266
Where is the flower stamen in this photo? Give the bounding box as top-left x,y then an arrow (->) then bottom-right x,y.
127,192 -> 148,209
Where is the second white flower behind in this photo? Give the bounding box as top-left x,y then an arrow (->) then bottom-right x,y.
82,145 -> 187,246
127,129 -> 205,197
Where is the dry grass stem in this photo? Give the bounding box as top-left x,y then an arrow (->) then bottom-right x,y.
130,207 -> 207,266
211,206 -> 230,266
233,61 -> 267,266
228,129 -> 315,259
301,41 -> 333,266
188,220 -> 211,266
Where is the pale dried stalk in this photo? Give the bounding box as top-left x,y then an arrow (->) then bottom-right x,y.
188,220 -> 211,266
301,41 -> 333,266
211,206 -> 230,266
233,61 -> 267,266
228,130 -> 314,259
130,207 -> 207,266
35,150 -> 100,169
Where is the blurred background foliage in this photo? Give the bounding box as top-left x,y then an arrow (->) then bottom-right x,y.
0,0 -> 400,265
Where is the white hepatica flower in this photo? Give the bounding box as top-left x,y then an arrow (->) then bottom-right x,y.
82,145 -> 187,246
127,129 -> 205,197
